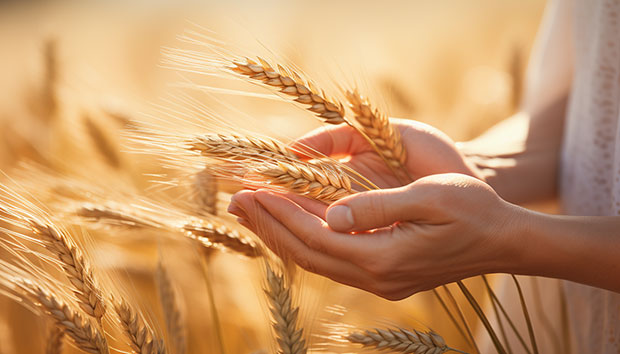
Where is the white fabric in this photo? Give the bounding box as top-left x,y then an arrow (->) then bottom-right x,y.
560,0 -> 620,352
480,1 -> 620,353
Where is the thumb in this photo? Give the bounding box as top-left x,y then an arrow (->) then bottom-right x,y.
325,185 -> 419,232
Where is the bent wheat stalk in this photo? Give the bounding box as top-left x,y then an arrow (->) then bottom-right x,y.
114,298 -> 166,354
189,133 -> 297,161
347,327 -> 467,354
30,220 -> 106,321
253,160 -> 354,203
265,264 -> 307,354
231,58 -> 345,124
345,90 -> 411,183
183,219 -> 260,258
21,281 -> 109,354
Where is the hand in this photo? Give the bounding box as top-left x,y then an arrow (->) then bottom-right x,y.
228,173 -> 525,300
292,119 -> 483,188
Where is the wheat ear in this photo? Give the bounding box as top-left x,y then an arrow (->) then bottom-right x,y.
22,281 -> 109,354
30,220 -> 106,320
189,133 -> 297,161
76,203 -> 162,229
194,167 -> 218,216
254,160 -> 353,203
183,219 -> 260,258
231,58 -> 345,124
114,298 -> 166,354
345,90 -> 411,182
45,325 -> 65,354
264,265 -> 307,354
156,263 -> 186,354
347,328 -> 467,354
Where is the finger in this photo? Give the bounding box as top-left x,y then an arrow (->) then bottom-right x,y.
276,191 -> 328,219
253,189 -> 371,260
234,192 -> 375,288
326,184 -> 426,232
290,124 -> 371,159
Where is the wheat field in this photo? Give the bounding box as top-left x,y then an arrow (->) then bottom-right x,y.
0,1 -> 549,354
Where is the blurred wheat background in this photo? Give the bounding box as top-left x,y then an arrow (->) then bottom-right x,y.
0,1 -> 547,354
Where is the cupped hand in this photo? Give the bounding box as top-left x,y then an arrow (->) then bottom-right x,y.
291,119 -> 482,188
228,173 -> 525,300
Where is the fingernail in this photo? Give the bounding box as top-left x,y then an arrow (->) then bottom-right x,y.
326,205 -> 354,231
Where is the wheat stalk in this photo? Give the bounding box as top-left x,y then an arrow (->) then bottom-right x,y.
156,263 -> 186,354
231,58 -> 345,124
21,281 -> 109,354
345,90 -> 410,182
193,167 -> 218,216
114,297 -> 166,354
182,219 -> 260,258
83,113 -> 121,169
347,327 -> 467,354
189,133 -> 297,162
45,325 -> 65,354
76,203 -> 162,229
264,265 -> 307,354
253,160 -> 354,203
30,220 -> 106,321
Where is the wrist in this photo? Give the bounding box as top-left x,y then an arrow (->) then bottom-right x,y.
491,202 -> 539,275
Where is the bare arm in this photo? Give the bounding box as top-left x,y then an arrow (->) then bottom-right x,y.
458,0 -> 574,204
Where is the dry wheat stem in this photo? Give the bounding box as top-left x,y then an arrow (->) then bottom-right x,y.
23,282 -> 109,354
114,298 -> 166,354
183,220 -> 260,257
193,167 -> 218,216
30,220 -> 106,320
189,133 -> 297,162
45,325 -> 65,354
231,58 -> 345,124
156,263 -> 186,354
83,114 -> 121,169
347,328 -> 467,354
254,160 -> 353,203
345,90 -> 411,182
264,265 -> 307,354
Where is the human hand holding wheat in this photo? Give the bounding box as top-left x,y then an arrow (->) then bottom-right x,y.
228,173 -> 525,300
292,118 -> 483,188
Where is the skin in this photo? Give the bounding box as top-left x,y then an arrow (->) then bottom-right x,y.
228,118 -> 620,300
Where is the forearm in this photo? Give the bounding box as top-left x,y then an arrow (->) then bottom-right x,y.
458,95 -> 568,204
507,210 -> 620,293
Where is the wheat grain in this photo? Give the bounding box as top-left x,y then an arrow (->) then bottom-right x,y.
347,327 -> 465,354
345,90 -> 409,182
231,58 -> 345,124
30,220 -> 106,320
45,325 -> 65,354
114,297 -> 166,354
182,219 -> 260,257
264,265 -> 307,354
189,133 -> 297,162
22,281 -> 109,354
253,160 -> 353,203
156,263 -> 186,354
193,167 -> 218,216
